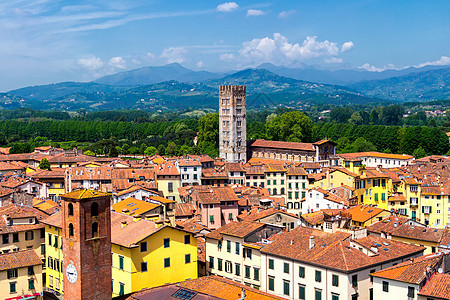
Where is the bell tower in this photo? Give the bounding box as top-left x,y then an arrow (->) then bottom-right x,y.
61,189 -> 112,300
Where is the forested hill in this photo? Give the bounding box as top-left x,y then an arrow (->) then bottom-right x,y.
349,67 -> 450,102
6,69 -> 383,111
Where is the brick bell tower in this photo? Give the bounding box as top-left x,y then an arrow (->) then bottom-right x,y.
61,189 -> 112,300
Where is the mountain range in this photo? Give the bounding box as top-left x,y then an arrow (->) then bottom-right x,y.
3,63 -> 450,111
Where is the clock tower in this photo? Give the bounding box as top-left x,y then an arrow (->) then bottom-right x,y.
61,189 -> 112,300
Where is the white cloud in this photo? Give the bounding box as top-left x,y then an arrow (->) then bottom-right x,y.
160,47 -> 187,63
222,33 -> 349,66
359,63 -> 404,72
109,56 -> 126,69
415,56 -> 450,68
219,53 -> 236,61
325,57 -> 343,64
217,2 -> 238,13
278,10 -> 296,19
76,56 -> 103,70
246,9 -> 264,17
196,61 -> 204,68
341,41 -> 354,53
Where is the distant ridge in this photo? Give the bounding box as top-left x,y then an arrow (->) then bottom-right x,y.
94,62 -> 222,85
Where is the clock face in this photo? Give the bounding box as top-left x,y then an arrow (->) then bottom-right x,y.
66,262 -> 77,284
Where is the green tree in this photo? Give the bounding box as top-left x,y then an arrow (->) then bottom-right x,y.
330,107 -> 354,123
166,141 -> 177,156
157,144 -> 166,156
348,112 -> 364,125
38,158 -> 51,171
84,150 -> 95,156
412,147 -> 427,159
266,111 -> 313,142
381,104 -> 404,125
109,146 -> 119,157
144,146 -> 157,156
197,113 -> 219,157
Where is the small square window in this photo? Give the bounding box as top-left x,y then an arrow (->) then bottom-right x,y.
164,257 -> 170,268
141,262 -> 148,272
140,242 -> 147,252
164,238 -> 170,248
185,254 -> 191,264
184,235 -> 191,245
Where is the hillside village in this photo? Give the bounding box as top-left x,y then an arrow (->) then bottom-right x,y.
0,86 -> 449,300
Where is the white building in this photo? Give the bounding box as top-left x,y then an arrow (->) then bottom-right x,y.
339,152 -> 414,169
259,227 -> 425,300
176,158 -> 202,187
301,188 -> 349,214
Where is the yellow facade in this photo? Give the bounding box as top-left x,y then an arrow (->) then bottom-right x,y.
44,224 -> 64,294
0,257 -> 43,300
112,227 -> 198,296
156,176 -> 181,202
43,223 -> 197,297
389,235 -> 438,255
313,169 -> 357,190
355,175 -> 390,209
420,191 -> 447,227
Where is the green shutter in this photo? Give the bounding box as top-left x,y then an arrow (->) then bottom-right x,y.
299,285 -> 305,300
299,266 -> 305,278
269,277 -> 274,291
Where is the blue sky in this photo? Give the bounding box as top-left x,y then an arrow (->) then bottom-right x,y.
1,0 -> 449,91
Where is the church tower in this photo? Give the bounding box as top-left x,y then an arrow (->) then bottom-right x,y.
61,189 -> 112,300
219,85 -> 247,163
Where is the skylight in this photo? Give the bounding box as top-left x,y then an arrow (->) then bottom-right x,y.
172,288 -> 197,300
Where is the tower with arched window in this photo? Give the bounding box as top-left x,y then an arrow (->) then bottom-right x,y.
61,189 -> 112,299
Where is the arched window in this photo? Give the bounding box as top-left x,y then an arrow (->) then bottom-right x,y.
68,203 -> 74,216
91,202 -> 98,217
281,188 -> 285,195
92,222 -> 99,238
69,223 -> 74,237
273,188 -> 277,195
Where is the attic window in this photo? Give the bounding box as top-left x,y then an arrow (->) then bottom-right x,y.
383,248 -> 389,251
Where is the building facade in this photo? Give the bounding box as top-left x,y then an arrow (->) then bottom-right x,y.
219,85 -> 247,163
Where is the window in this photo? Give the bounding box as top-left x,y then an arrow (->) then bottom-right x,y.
210,215 -> 214,224
315,270 -> 321,282
315,289 -> 322,300
13,233 -> 19,242
119,256 -> 124,270
185,254 -> 191,264
332,294 -> 339,300
140,242 -> 147,252
68,203 -> 73,216
332,274 -> 339,286
91,202 -> 98,217
92,222 -> 99,238
28,266 -> 34,275
217,258 -> 223,271
244,248 -> 252,259
299,285 -> 306,299
119,283 -> 125,296
407,286 -> 415,298
269,259 -> 274,270
382,281 -> 389,292
283,280 -> 290,296
370,269 -> 376,282
69,223 -> 74,237
164,238 -> 170,248
164,257 -> 171,268
209,256 -> 214,268
227,240 -> 231,253
254,268 -> 260,281
224,261 -> 232,273
228,213 -> 233,220
7,269 -> 18,279
299,266 -> 305,278
268,276 -> 275,291
284,262 -> 289,273
245,265 -> 250,278
141,262 -> 148,272
352,274 -> 358,287
10,282 -> 16,293
235,263 -> 240,276
28,279 -> 35,290
168,182 -> 173,192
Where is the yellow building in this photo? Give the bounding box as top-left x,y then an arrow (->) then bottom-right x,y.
264,163 -> 287,199
354,168 -> 391,209
0,249 -> 43,300
30,169 -> 66,201
420,185 -> 449,227
313,167 -> 359,190
41,210 -> 198,297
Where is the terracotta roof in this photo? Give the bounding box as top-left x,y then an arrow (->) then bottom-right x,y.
176,218 -> 210,235
33,199 -> 59,214
301,162 -> 321,169
193,186 -> 239,205
178,158 -> 202,167
301,211 -> 326,226
201,168 -> 228,179
250,139 -> 315,151
312,188 -> 349,206
0,161 -> 25,171
154,162 -> 180,176
237,207 -> 298,222
244,164 -> 265,175
263,163 -> 286,173
389,224 -> 448,243
112,197 -> 160,216
262,228 -> 424,273
286,166 -> 308,176
366,215 -> 412,234
178,275 -> 286,300
115,184 -> 157,197
205,221 -> 265,240
313,139 -> 336,146
371,253 -> 443,284
418,273 -> 450,299
111,212 -> 163,248
226,162 -> 246,172
346,205 -> 387,223
0,249 -> 42,271
41,211 -> 63,228
30,168 -> 65,179
62,189 -> 110,200
175,203 -> 196,217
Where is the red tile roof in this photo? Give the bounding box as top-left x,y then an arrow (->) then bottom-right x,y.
250,139 -> 315,151
0,249 -> 42,271
418,273 -> 450,299
205,221 -> 265,240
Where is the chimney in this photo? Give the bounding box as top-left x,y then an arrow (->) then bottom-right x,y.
239,289 -> 246,300
121,220 -> 127,228
290,239 -> 294,245
309,236 -> 315,249
133,215 -> 141,222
